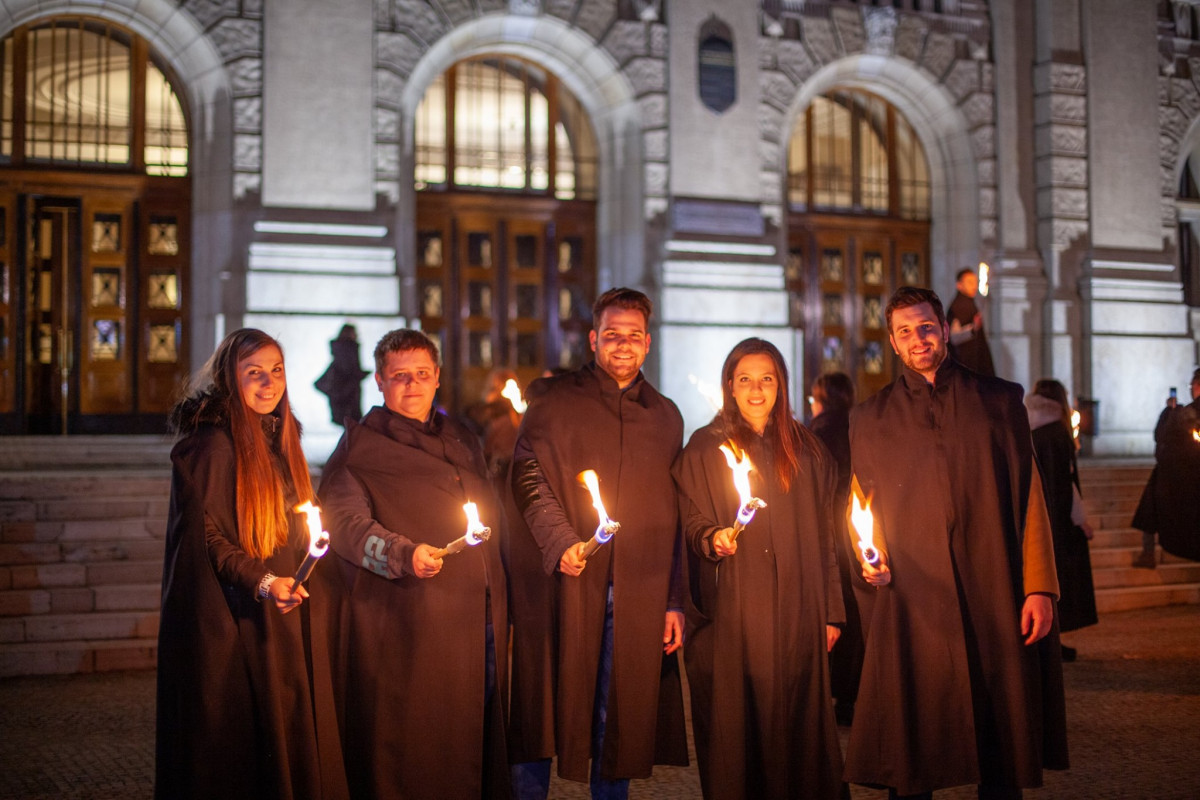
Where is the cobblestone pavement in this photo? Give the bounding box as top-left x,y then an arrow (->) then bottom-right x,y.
2,604 -> 1197,799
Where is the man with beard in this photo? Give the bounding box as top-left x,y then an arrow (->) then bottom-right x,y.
844,287 -> 1068,799
947,268 -> 996,376
507,287 -> 688,800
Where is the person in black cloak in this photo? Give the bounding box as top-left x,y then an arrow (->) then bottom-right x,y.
507,287 -> 688,800
1025,379 -> 1098,662
156,328 -> 348,800
673,338 -> 846,800
808,371 -> 866,725
314,323 -> 370,425
845,287 -> 1067,800
947,268 -> 996,376
318,329 -> 510,800
1130,368 -> 1200,566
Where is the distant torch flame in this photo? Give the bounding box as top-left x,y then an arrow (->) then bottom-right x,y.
1072,409 -> 1081,442
719,441 -> 766,538
688,373 -> 723,413
295,501 -> 330,558
850,491 -> 880,566
501,378 -> 527,414
1193,428 -> 1200,444
978,261 -> 990,297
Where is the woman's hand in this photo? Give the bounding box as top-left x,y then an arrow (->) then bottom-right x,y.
268,577 -> 308,613
711,527 -> 738,557
862,559 -> 891,587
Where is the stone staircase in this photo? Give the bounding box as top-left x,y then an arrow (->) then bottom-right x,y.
0,436 -> 172,678
1078,459 -> 1200,613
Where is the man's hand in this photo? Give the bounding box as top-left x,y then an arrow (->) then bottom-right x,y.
412,544 -> 443,579
826,625 -> 841,653
268,577 -> 308,613
711,527 -> 737,557
663,610 -> 684,655
1021,593 -> 1054,645
558,542 -> 587,577
862,558 -> 891,587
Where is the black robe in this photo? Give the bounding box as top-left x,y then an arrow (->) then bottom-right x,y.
845,360 -> 1067,795
155,424 -> 347,800
673,421 -> 845,800
1132,400 -> 1200,561
314,338 -> 369,425
508,362 -> 688,782
1028,400 -> 1097,632
318,407 -> 510,800
947,291 -> 996,376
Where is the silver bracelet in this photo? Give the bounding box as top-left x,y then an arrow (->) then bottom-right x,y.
256,572 -> 277,602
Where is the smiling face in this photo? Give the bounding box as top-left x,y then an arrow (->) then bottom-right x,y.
376,347 -> 440,421
957,272 -> 979,298
730,352 -> 779,434
237,344 -> 286,415
888,301 -> 949,383
589,306 -> 650,389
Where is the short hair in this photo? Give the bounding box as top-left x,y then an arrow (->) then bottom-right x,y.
885,286 -> 946,332
374,329 -> 440,373
1192,367 -> 1200,384
592,287 -> 652,330
955,268 -> 976,283
811,371 -> 855,413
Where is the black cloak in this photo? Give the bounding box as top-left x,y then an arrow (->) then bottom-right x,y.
947,291 -> 996,376
155,423 -> 347,800
318,406 -> 510,800
1131,400 -> 1200,561
845,360 -> 1067,795
314,338 -> 369,425
673,421 -> 845,799
507,362 -> 688,782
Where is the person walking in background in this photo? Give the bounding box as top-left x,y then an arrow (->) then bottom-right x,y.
156,328 -> 347,800
1026,379 -> 1097,662
673,338 -> 845,799
947,268 -> 996,376
807,371 -> 866,726
1131,368 -> 1200,567
314,323 -> 370,426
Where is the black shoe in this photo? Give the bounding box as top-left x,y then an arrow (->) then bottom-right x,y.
1061,645 -> 1077,662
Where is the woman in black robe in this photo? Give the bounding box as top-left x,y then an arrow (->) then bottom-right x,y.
1026,379 -> 1098,658
314,323 -> 370,425
156,328 -> 347,800
673,338 -> 845,800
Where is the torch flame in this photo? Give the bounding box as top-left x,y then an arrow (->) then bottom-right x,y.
719,442 -> 754,509
578,470 -> 618,538
295,501 -> 330,558
462,501 -> 489,546
688,373 -> 723,413
500,378 -> 527,414
850,491 -> 877,563
978,261 -> 990,297
1193,428 -> 1200,444
1071,409 -> 1081,442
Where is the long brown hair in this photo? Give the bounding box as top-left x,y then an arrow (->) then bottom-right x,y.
171,328 -> 313,560
717,338 -> 804,491
1031,378 -> 1073,432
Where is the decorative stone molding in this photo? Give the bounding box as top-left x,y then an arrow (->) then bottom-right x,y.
509,0 -> 540,16
862,7 -> 898,58
831,6 -> 866,56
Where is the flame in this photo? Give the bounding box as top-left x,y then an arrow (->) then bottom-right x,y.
1193,428 -> 1200,444
578,470 -> 617,530
850,491 -> 876,558
719,442 -> 755,508
1071,409 -> 1081,441
688,373 -> 723,413
500,378 -> 527,414
978,261 -> 990,297
294,501 -> 330,558
462,501 -> 488,545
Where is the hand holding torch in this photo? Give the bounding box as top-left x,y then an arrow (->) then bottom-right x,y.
429,502 -> 492,559
578,470 -> 620,561
292,501 -> 331,591
719,442 -> 766,540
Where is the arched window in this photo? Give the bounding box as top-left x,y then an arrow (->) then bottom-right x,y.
0,17 -> 188,175
787,89 -> 928,220
414,56 -> 597,199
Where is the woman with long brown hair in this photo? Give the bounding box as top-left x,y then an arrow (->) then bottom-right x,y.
156,328 -> 347,800
672,337 -> 846,799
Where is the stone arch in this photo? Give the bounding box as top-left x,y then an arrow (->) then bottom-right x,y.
0,0 -> 233,369
777,55 -> 980,293
395,14 -> 646,294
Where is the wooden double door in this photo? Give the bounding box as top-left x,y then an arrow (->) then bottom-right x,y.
788,214 -> 930,403
415,193 -> 596,413
0,174 -> 190,434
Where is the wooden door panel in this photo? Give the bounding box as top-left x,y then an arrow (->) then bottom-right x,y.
0,191 -> 14,415
79,194 -> 134,415
138,193 -> 190,413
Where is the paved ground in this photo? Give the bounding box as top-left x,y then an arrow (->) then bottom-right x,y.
2,604 -> 1198,799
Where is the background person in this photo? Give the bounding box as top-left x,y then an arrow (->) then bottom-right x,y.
314,323 -> 370,426
947,268 -> 995,376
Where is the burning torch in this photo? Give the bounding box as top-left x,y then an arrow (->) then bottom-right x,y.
292,501 -> 331,591
849,490 -> 880,567
501,378 -> 527,414
578,470 -> 621,560
429,502 -> 492,559
719,442 -> 766,541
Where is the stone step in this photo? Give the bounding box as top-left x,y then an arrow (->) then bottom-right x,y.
1094,582 -> 1200,613
0,637 -> 157,677
0,436 -> 174,470
1,609 -> 159,645
0,471 -> 170,501
0,539 -> 164,566
1081,492 -> 1144,516
0,583 -> 161,616
12,518 -> 167,544
1087,546 -> 1192,569
2,559 -> 163,591
1091,562 -> 1200,589
1089,528 -> 1143,549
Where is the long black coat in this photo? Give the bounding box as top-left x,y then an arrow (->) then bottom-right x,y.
673,422 -> 845,800
508,362 -> 688,782
155,425 -> 347,800
1132,400 -> 1200,561
318,407 -> 510,799
947,291 -> 996,376
845,360 -> 1067,795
